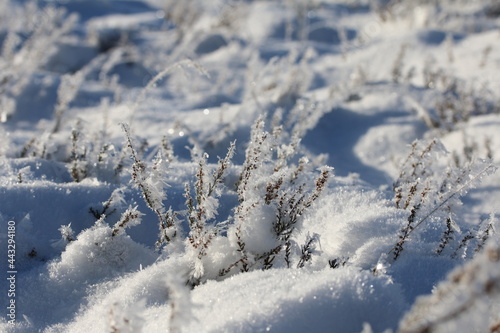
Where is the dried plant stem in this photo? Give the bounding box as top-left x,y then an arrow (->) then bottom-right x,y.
390,163 -> 496,259
121,123 -> 176,245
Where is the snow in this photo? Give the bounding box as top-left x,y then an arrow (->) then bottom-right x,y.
1,0 -> 500,332
55,267 -> 407,333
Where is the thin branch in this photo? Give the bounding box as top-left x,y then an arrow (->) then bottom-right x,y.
389,163 -> 497,257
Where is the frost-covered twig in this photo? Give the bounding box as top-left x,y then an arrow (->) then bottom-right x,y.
229,116 -> 331,272
51,223 -> 75,250
329,257 -> 348,269
236,116 -> 269,203
436,215 -> 456,255
69,120 -> 88,182
297,233 -> 319,269
111,206 -> 143,237
273,167 -> 331,242
185,142 -> 235,285
122,123 -> 177,245
474,214 -> 496,253
391,161 -> 497,260
394,139 -> 442,209
452,231 -> 475,259
89,187 -> 126,220
406,163 -> 495,239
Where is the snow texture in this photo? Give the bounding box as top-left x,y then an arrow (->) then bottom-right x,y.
1,0 -> 500,332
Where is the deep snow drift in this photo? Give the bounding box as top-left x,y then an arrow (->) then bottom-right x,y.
1,0 -> 500,332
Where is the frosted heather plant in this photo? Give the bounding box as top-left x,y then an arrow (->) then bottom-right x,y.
121,123 -> 177,246
391,138 -> 496,260
184,142 -> 235,286
111,205 -> 144,237
221,116 -> 331,275
89,187 -> 127,220
68,120 -> 88,182
50,223 -> 75,251
48,218 -> 155,283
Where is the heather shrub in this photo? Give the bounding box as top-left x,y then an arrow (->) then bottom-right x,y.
0,1 -> 499,332
390,138 -> 496,261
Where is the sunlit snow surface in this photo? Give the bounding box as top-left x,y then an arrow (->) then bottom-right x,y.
1,0 -> 500,332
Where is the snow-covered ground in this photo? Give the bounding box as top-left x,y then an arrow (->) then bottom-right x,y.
1,1 -> 500,332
